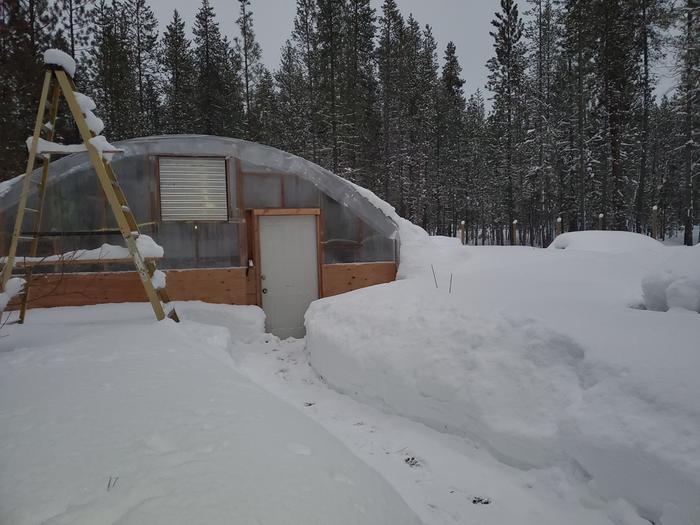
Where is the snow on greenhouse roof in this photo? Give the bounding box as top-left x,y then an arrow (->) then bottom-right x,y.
0,135 -> 399,240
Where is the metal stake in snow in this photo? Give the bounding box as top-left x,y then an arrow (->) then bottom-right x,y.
431,264 -> 439,289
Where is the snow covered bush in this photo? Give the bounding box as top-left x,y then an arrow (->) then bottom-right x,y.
549,231 -> 664,253
642,244 -> 700,313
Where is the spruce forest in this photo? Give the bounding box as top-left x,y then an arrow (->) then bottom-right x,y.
1,0 -> 698,246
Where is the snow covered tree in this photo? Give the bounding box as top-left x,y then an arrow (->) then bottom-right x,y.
123,0 -> 160,136
487,0 -> 526,242
192,0 -> 230,135
161,9 -> 197,134
86,0 -> 139,139
235,0 -> 263,140
50,0 -> 93,61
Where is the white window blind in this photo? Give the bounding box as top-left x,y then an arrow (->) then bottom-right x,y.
159,157 -> 228,221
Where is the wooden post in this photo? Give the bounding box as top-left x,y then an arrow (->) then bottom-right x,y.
555,217 -> 562,237
458,220 -> 466,245
651,205 -> 658,239
511,220 -> 518,246
598,213 -> 604,230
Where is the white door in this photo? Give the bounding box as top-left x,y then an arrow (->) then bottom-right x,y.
259,215 -> 319,338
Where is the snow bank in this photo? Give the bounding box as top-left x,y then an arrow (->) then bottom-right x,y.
549,231 -> 664,253
642,244 -> 700,313
0,277 -> 25,311
306,201 -> 700,524
307,284 -> 587,469
43,49 -> 76,77
0,303 -> 421,525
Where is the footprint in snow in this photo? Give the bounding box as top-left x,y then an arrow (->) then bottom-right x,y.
286,442 -> 312,456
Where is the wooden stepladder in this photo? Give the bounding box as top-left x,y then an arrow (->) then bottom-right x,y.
0,57 -> 179,323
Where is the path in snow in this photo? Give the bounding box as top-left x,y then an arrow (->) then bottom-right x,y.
179,303 -> 648,525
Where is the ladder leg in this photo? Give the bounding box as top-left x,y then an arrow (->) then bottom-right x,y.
1,72 -> 53,288
19,79 -> 62,323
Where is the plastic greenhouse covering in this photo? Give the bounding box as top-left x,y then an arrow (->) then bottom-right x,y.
0,135 -> 399,270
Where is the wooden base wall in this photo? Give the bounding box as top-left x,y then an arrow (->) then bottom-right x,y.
11,262 -> 397,311
321,262 -> 397,298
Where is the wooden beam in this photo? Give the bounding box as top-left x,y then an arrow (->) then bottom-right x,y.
252,208 -> 320,216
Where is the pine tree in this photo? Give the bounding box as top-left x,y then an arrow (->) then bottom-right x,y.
487,0 -> 526,242
192,0 -> 229,135
161,9 -> 197,134
86,0 -> 139,140
377,0 -> 404,201
50,0 -> 93,61
235,0 -> 263,140
275,41 -> 309,155
676,0 -> 699,244
340,0 -> 379,187
316,0 -> 346,174
292,0 -> 320,163
438,42 -> 467,234
0,0 -> 59,179
123,0 -> 160,136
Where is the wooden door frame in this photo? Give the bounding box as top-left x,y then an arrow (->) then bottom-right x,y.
250,208 -> 323,307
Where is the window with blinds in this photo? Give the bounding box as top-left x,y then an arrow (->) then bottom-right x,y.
158,157 -> 228,221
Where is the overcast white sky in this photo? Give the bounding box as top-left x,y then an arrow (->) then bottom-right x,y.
149,0 -> 498,99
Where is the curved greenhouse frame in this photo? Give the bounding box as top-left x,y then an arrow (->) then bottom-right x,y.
0,135 -> 399,336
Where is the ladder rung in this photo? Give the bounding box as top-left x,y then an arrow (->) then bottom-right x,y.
17,235 -> 36,241
25,208 -> 39,213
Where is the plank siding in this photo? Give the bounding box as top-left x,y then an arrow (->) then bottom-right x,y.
321,262 -> 397,298
8,262 -> 396,311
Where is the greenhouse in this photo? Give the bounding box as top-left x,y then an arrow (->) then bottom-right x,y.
0,135 -> 400,337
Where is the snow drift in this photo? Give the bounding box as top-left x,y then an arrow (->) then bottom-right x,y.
642,244 -> 700,313
0,303 -> 421,525
549,231 -> 664,253
306,187 -> 700,525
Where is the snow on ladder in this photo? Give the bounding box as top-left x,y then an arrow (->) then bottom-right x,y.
0,49 -> 179,324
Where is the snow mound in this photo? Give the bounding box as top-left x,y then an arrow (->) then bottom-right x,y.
0,303 -> 422,525
642,244 -> 700,313
0,277 -> 25,311
549,231 -> 663,253
307,283 -> 586,469
306,227 -> 700,524
43,49 -> 76,77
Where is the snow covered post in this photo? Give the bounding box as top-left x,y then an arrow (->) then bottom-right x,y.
598,213 -> 604,230
458,220 -> 466,245
511,220 -> 518,246
555,217 -> 562,237
651,205 -> 659,239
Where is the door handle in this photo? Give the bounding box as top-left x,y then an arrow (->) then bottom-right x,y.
262,288 -> 268,294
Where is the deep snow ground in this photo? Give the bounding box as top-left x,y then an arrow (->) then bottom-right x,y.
2,300 -> 650,525
0,303 -> 421,525
305,229 -> 700,525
